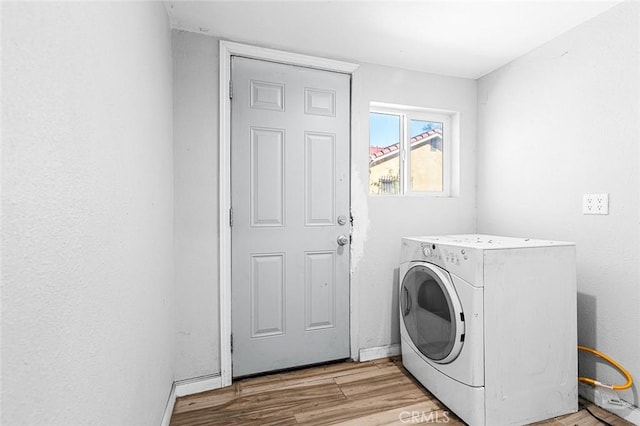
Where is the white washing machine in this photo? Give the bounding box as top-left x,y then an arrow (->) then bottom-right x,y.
399,234 -> 578,425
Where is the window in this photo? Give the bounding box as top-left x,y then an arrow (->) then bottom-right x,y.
369,104 -> 451,196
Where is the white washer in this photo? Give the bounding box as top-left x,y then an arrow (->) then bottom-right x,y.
399,234 -> 578,425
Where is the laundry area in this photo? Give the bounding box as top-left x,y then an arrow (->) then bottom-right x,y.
2,1 -> 639,426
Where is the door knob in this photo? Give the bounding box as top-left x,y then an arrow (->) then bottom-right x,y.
337,235 -> 349,246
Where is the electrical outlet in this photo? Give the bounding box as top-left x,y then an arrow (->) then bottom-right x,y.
583,193 -> 609,215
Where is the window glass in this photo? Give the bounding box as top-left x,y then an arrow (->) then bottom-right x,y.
369,113 -> 401,195
409,119 -> 443,192
369,104 -> 452,197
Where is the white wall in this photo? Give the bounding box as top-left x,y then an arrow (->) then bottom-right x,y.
477,1 -> 639,406
171,32 -> 477,378
172,30 -> 220,380
353,64 -> 477,351
1,3 -> 175,425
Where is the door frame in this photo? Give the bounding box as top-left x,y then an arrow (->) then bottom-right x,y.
219,40 -> 360,386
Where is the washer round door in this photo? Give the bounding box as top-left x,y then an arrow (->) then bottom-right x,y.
401,263 -> 465,364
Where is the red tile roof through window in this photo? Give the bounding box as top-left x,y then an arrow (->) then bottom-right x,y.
369,129 -> 442,160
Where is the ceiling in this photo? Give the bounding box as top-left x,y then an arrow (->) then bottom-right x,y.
165,1 -> 622,79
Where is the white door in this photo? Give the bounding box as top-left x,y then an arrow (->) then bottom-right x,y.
230,56 -> 351,377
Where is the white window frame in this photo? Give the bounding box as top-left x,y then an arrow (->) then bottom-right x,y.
370,103 -> 452,197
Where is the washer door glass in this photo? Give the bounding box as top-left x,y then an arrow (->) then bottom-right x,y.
401,263 -> 464,363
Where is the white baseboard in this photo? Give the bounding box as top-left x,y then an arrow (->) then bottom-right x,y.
160,374 -> 224,425
359,344 -> 401,362
175,374 -> 223,397
160,383 -> 176,426
578,382 -> 640,424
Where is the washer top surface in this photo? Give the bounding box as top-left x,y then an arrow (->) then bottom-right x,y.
404,234 -> 574,250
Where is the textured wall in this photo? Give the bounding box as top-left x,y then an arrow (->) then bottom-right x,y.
1,3 -> 175,424
172,30 -> 221,380
352,63 -> 477,351
477,1 -> 639,407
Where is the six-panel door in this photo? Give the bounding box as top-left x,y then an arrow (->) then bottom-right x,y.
231,56 -> 351,377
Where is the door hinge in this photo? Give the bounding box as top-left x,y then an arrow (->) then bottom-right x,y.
229,80 -> 233,99
230,334 -> 233,353
229,208 -> 233,227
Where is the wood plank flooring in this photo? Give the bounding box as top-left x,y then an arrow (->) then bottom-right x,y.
170,357 -> 632,426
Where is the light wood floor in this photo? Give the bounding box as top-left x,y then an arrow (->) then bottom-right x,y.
170,357 -> 632,426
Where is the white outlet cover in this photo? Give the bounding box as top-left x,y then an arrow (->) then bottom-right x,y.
583,193 -> 609,215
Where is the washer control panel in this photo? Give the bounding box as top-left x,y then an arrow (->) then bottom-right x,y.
421,243 -> 469,266
407,239 -> 482,287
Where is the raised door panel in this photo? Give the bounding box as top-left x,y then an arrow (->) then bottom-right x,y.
251,80 -> 285,111
250,127 -> 285,227
304,132 -> 336,227
251,254 -> 285,337
304,87 -> 335,117
305,251 -> 336,330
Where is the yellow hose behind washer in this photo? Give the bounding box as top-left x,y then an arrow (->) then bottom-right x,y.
578,345 -> 633,391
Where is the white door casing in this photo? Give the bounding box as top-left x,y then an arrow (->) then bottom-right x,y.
230,56 -> 351,377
